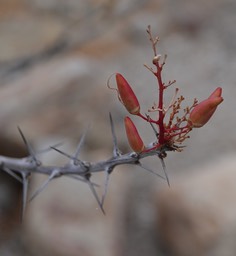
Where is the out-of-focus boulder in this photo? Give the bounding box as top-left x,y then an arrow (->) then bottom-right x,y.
155,154 -> 236,256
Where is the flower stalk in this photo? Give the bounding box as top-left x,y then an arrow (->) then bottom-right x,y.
111,25 -> 223,155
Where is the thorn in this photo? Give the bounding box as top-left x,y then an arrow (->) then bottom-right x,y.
17,126 -> 41,166
50,146 -> 73,159
109,113 -> 120,157
51,146 -> 88,172
85,175 -> 105,215
3,167 -> 23,183
158,155 -> 170,187
51,146 -> 82,164
74,126 -> 90,161
101,167 -> 113,207
21,172 -> 30,220
66,174 -> 100,187
37,142 -> 64,155
29,170 -> 59,202
137,162 -> 166,180
145,114 -> 159,139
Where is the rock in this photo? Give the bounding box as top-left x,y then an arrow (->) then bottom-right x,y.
0,56 -> 111,144
155,154 -> 236,256
0,16 -> 63,62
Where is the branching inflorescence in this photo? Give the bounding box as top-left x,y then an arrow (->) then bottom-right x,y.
1,26 -> 223,218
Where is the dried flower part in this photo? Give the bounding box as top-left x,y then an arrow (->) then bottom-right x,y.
188,88 -> 223,128
124,116 -> 145,152
116,73 -> 140,115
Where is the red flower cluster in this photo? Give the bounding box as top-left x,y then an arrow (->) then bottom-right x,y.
110,27 -> 223,153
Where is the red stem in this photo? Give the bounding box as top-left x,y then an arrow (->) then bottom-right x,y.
166,124 -> 189,133
169,128 -> 190,138
137,113 -> 159,124
155,64 -> 165,144
143,142 -> 161,153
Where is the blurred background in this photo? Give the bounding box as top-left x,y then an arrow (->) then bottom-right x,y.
0,0 -> 235,255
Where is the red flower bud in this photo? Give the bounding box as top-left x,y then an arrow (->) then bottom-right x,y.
124,116 -> 145,152
188,87 -> 223,128
116,73 -> 140,115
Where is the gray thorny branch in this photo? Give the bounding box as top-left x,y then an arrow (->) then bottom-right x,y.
0,113 -> 170,218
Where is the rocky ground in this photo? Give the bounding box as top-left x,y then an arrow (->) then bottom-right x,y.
0,0 -> 235,255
